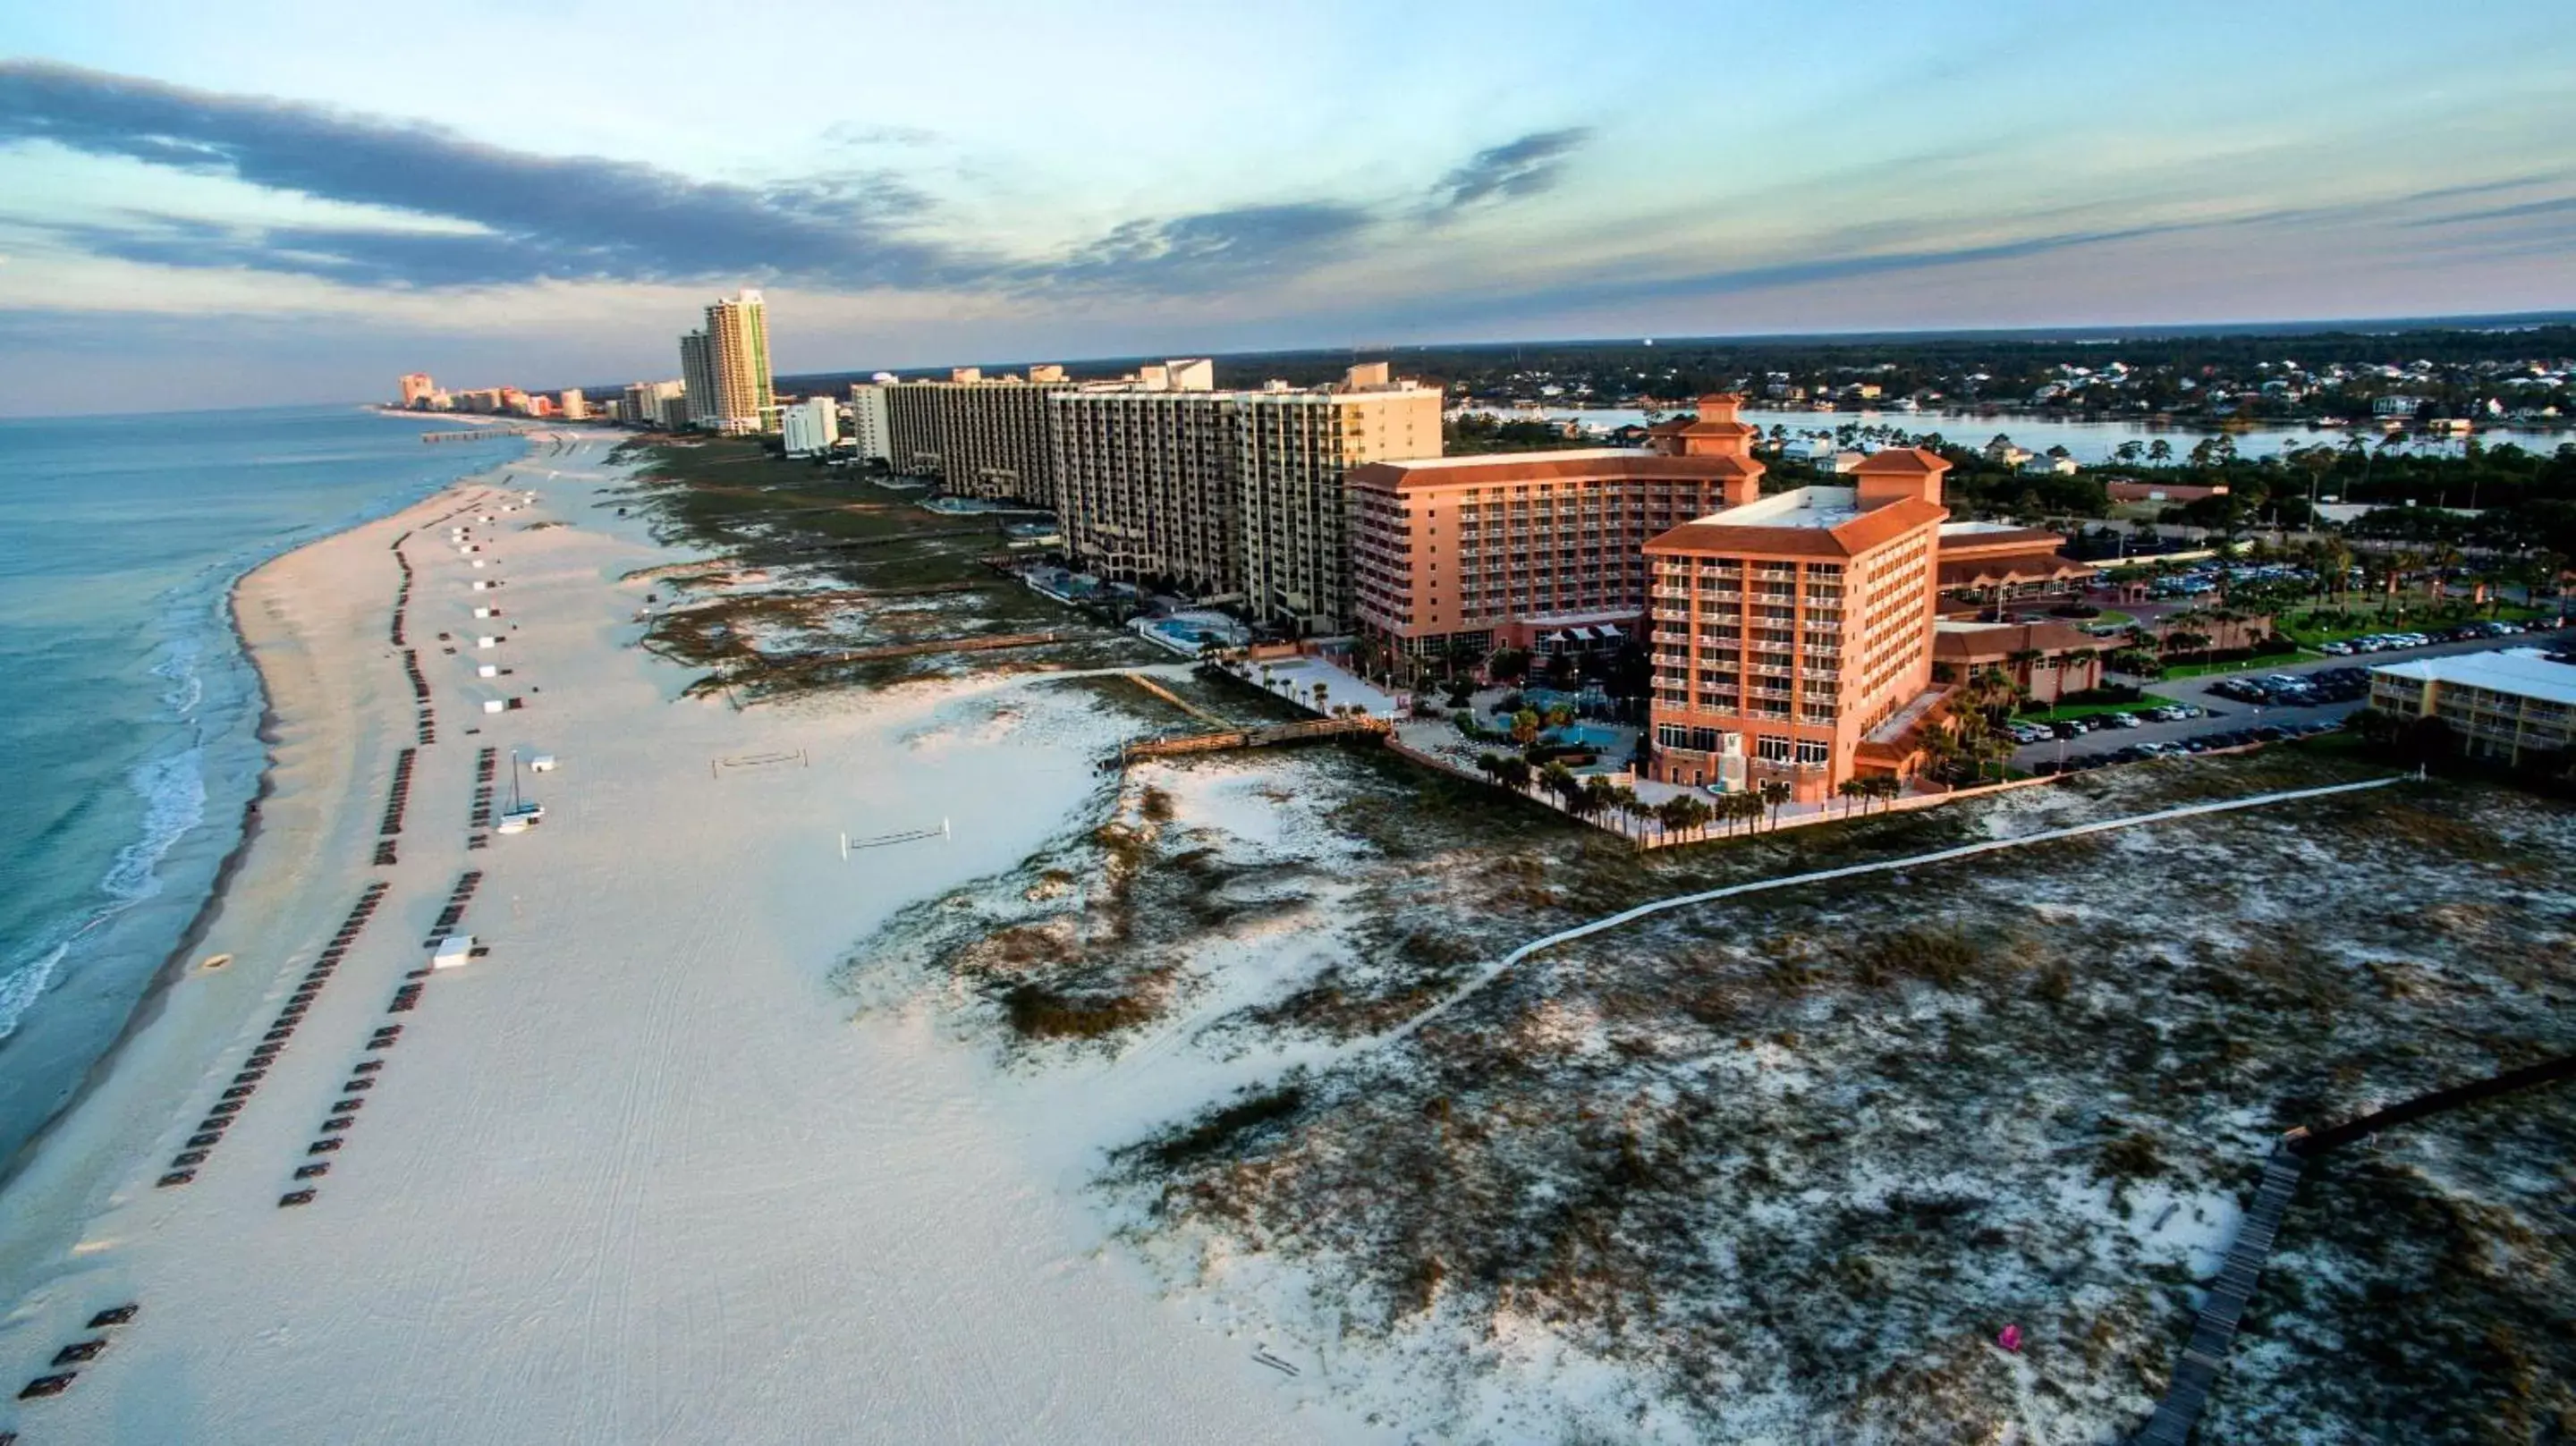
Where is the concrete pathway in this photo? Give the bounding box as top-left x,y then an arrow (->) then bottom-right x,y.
1377,772 -> 2408,1045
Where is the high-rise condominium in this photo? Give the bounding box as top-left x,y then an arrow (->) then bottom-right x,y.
702,290 -> 775,435
398,373 -> 436,407
1049,362 -> 1440,631
679,331 -> 716,427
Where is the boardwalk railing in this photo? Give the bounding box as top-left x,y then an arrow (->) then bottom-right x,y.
1115,715 -> 1390,765
2131,1052 -> 2576,1443
2131,1145 -> 2306,1446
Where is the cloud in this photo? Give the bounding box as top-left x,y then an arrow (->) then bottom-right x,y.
819,122 -> 943,149
0,60 -> 962,290
1036,202 -> 1377,294
1428,127 -> 1592,213
2406,193 -> 2576,227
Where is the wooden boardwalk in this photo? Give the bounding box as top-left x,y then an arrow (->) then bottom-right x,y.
2131,1144 -> 2307,1445
1115,715 -> 1389,765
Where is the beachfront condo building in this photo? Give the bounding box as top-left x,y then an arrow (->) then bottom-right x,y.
1049,363 -> 1441,631
781,396 -> 841,457
884,370 -> 1067,506
1642,444 -> 1953,802
398,372 -> 436,408
1047,385 -> 1241,597
2368,647 -> 2576,765
846,383 -> 892,462
1345,394 -> 1767,658
701,290 -> 776,435
679,331 -> 716,427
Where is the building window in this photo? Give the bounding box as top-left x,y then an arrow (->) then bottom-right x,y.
1757,734 -> 1791,763
1795,738 -> 1830,765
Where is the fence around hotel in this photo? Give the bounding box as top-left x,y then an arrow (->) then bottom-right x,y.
1382,736 -> 2063,848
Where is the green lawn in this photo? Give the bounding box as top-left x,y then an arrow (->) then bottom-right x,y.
2154,652 -> 2318,680
2020,691 -> 2182,723
2283,602 -> 2549,648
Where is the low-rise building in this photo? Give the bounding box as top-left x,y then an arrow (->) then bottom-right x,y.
1936,522 -> 2097,606
2368,647 -> 2575,765
1930,620 -> 2106,703
2105,480 -> 2228,504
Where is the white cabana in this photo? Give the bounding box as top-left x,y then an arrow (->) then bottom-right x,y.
476,636 -> 498,648
478,664 -> 498,678
473,606 -> 495,619
431,934 -> 473,969
482,698 -> 506,715
528,755 -> 557,773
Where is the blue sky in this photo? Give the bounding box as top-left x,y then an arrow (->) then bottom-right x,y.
1,0 -> 2571,414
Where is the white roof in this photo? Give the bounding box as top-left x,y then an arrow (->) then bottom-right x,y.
2372,647 -> 2576,705
1692,485 -> 1860,530
1938,520 -> 2032,536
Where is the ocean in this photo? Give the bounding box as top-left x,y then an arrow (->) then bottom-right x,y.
0,404 -> 530,1168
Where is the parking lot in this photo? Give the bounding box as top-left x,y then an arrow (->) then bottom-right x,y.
2009,620 -> 2575,774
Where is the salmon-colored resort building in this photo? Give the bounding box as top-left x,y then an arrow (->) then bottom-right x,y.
1345,410 -> 1764,655
1641,422 -> 1956,802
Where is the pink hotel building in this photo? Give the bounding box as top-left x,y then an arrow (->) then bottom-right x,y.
1350,394 -> 1966,802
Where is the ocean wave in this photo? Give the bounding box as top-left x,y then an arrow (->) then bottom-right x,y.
0,745 -> 209,1042
152,635 -> 204,718
101,747 -> 208,904
0,941 -> 70,1041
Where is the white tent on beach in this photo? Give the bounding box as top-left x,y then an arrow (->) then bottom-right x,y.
431,935 -> 473,969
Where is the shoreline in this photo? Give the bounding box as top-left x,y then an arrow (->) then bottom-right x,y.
0,429 -> 537,1181
0,436 -> 1357,1443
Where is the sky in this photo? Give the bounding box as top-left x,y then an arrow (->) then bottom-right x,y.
1,0 -> 2572,415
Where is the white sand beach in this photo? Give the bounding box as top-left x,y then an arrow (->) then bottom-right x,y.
0,435 -> 1382,1444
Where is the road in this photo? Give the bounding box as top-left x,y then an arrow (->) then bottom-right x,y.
2011,624 -> 2576,770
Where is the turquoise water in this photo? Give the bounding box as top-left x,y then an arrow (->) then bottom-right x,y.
0,405 -> 529,1164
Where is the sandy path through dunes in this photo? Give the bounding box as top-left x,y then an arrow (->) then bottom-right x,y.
0,440 -> 1374,1445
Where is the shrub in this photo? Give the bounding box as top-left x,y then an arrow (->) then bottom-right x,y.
1146,1086 -> 1306,1169
1001,984 -> 1156,1039
1852,926 -> 1987,989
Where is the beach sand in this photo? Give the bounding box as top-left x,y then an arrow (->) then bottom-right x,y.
0,435 -> 1378,1443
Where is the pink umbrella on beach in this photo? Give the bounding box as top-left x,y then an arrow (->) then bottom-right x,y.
1997,1323 -> 2023,1353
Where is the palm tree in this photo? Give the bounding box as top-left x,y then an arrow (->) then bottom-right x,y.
1580,775 -> 1620,823
1657,792 -> 1713,841
1757,779 -> 1792,829
1836,778 -> 1870,817
1311,681 -> 1329,713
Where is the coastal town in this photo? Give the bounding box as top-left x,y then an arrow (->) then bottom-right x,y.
4,16 -> 2572,1443
394,299 -> 2576,843
186,298 -> 2562,1444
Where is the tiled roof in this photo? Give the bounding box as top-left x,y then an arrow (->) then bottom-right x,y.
1936,552 -> 2097,588
1850,447 -> 1951,476
1930,621 -> 2101,660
